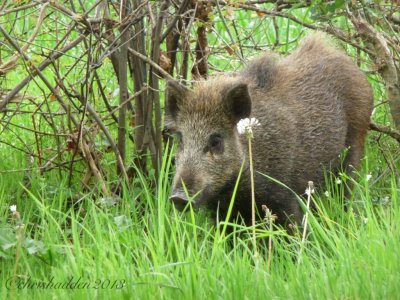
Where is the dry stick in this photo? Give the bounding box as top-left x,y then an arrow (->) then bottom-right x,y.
0,2 -> 49,75
127,47 -> 175,81
44,0 -> 105,26
0,2 -> 38,16
80,139 -> 109,195
31,114 -> 42,167
369,121 -> 400,143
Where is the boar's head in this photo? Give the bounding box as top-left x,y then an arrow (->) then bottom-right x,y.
166,78 -> 251,210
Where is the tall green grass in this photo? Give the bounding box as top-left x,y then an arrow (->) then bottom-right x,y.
1,141 -> 399,299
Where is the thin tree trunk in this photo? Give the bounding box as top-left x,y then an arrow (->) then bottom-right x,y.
117,0 -> 129,175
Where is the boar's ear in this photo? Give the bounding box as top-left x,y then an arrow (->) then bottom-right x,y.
222,83 -> 251,123
166,80 -> 188,120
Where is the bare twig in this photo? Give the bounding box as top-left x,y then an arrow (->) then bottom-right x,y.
128,47 -> 175,81
369,121 -> 400,143
0,2 -> 39,16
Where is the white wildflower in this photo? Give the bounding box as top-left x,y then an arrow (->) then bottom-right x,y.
363,217 -> 368,224
237,117 -> 260,137
305,187 -> 315,196
366,173 -> 372,182
324,191 -> 329,197
336,178 -> 342,185
10,205 -> 17,213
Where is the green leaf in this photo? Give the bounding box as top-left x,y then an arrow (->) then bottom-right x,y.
113,215 -> 132,231
23,239 -> 47,255
0,226 -> 17,251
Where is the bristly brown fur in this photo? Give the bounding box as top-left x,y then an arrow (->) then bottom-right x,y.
182,77 -> 241,112
167,33 -> 373,226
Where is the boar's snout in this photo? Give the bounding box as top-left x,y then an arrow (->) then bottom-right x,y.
170,170 -> 204,210
169,190 -> 189,210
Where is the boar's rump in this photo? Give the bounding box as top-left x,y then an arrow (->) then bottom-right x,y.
166,34 -> 373,226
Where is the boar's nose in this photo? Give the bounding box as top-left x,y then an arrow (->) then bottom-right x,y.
169,190 -> 189,210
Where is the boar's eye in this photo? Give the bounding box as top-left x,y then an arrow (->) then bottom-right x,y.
206,133 -> 224,154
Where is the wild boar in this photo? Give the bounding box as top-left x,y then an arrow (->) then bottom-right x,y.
166,34 -> 373,226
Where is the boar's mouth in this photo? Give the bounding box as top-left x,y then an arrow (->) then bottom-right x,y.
170,173 -> 241,212
169,190 -> 189,210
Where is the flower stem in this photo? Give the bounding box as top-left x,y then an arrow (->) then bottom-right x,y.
302,181 -> 313,243
248,138 -> 257,254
